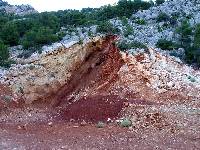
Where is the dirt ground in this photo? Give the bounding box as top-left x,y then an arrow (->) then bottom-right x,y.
0,93 -> 200,150
0,113 -> 200,150
0,123 -> 200,150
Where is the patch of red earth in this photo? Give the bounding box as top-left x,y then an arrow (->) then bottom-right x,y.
0,123 -> 199,150
135,53 -> 145,62
62,95 -> 125,122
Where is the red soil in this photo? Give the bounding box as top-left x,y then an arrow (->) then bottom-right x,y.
62,95 -> 125,122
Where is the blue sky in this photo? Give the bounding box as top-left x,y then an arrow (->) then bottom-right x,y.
5,0 -> 119,12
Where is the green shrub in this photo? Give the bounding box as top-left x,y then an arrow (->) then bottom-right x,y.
156,39 -> 178,50
117,40 -> 147,51
176,19 -> 193,49
0,40 -> 14,67
0,59 -> 15,68
162,22 -> 170,28
171,12 -> 180,19
120,118 -> 132,127
185,47 -> 200,65
96,21 -> 120,34
156,12 -> 170,22
0,22 -> 20,46
57,31 -> 66,40
123,25 -> 134,37
194,24 -> 200,48
0,40 -> 9,61
88,30 -> 93,37
135,19 -> 146,25
96,121 -> 105,128
121,16 -> 128,26
2,95 -> 12,102
115,0 -> 152,18
17,47 -> 41,59
157,25 -> 163,32
78,39 -> 83,45
156,0 -> 165,5
188,76 -> 196,82
21,27 -> 59,49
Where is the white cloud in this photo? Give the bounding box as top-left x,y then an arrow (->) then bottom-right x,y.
4,0 -> 118,12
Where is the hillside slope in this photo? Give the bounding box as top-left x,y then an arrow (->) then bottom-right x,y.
0,36 -> 200,149
0,1 -> 200,149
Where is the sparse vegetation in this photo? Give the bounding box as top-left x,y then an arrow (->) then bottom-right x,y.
121,16 -> 128,26
194,24 -> 200,48
0,40 -> 13,68
156,39 -> 178,50
96,21 -> 120,34
156,12 -> 170,22
135,19 -> 146,25
2,95 -> 12,102
176,19 -> 193,49
0,0 -> 199,68
21,27 -> 59,49
0,0 -> 154,67
156,0 -> 165,5
0,40 -> 9,61
120,118 -> 132,127
176,20 -> 200,65
188,76 -> 196,82
117,40 -> 147,51
123,25 -> 134,37
96,121 -> 105,128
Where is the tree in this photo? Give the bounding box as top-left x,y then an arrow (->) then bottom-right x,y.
190,24 -> 200,65
22,27 -> 59,49
194,24 -> 200,48
176,20 -> 193,49
37,12 -> 60,32
0,15 -> 9,30
0,40 -> 9,61
0,22 -> 20,46
116,0 -> 152,18
156,12 -> 170,22
156,39 -> 177,50
176,21 -> 200,66
96,21 -> 120,34
97,5 -> 117,21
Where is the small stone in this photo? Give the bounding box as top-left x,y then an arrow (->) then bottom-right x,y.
80,120 -> 87,126
124,102 -> 129,107
48,122 -> 53,126
107,118 -> 112,122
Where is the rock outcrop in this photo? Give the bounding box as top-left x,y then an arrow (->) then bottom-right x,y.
2,36 -> 200,107
2,36 -> 122,105
109,0 -> 200,48
0,0 -> 37,15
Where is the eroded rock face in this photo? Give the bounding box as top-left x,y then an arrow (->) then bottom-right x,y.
2,36 -> 123,105
2,35 -> 200,107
